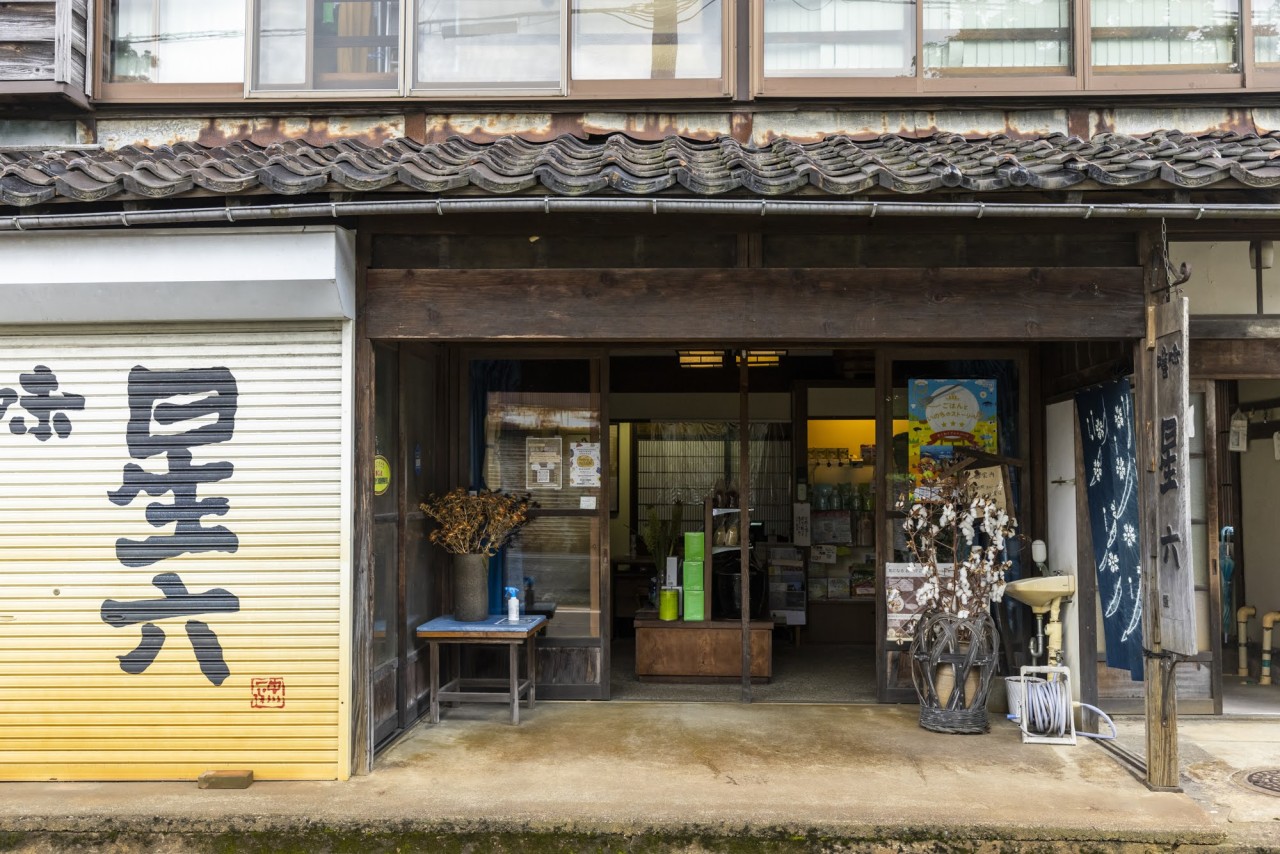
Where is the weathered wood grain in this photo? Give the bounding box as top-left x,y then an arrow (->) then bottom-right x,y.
1190,338 -> 1280,378
0,42 -> 54,80
0,7 -> 55,42
366,268 -> 1145,342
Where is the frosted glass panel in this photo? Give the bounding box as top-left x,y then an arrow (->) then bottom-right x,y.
1091,0 -> 1239,71
1256,0 -> 1280,64
1188,393 -> 1206,454
416,0 -> 562,89
923,0 -> 1072,76
763,0 -> 914,77
573,0 -> 722,80
1195,588 -> 1210,652
1189,456 -> 1206,518
110,0 -> 246,83
1192,521 -> 1208,586
257,0 -> 308,85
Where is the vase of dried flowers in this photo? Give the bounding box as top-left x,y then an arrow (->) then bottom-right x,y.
420,488 -> 534,622
897,469 -> 1016,734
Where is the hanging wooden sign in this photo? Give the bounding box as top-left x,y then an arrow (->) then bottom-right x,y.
1150,295 -> 1197,657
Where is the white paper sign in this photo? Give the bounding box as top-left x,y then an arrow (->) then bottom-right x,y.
792,502 -> 811,547
1229,410 -> 1248,453
810,544 -> 837,564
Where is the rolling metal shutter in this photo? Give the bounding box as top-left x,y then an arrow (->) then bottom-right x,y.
0,323 -> 351,781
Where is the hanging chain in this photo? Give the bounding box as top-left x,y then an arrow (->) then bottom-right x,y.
1153,217 -> 1192,300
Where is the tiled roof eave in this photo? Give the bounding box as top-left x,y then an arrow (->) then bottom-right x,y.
4,130 -> 1280,210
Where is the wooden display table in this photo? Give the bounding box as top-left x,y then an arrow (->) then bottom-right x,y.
416,614 -> 547,725
633,613 -> 772,682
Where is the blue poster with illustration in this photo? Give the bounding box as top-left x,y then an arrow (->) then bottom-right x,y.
907,379 -> 998,482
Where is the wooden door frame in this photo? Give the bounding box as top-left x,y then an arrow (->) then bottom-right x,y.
875,345 -> 1034,704
455,345 -> 611,700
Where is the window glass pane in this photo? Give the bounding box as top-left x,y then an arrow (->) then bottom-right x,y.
255,0 -> 400,90
763,0 -> 913,78
257,0 -> 308,86
504,516 -> 599,638
572,0 -> 722,80
109,0 -> 245,83
415,0 -> 562,89
923,0 -> 1071,77
1254,0 -> 1280,66
1091,0 -> 1239,72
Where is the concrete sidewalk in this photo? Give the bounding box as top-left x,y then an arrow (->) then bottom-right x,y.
0,702 -> 1270,852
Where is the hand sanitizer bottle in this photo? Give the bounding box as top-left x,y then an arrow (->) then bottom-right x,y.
507,590 -> 520,621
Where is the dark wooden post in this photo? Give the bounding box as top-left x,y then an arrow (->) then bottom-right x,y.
352,229 -> 375,776
1139,231 -> 1194,791
739,352 -> 753,702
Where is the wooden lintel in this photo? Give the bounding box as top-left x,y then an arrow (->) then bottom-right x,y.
1191,338 -> 1280,379
365,267 -> 1144,342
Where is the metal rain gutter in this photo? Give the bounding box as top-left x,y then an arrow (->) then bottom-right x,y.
4,196 -> 1280,232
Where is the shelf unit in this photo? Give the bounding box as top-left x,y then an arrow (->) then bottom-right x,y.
702,500 -> 743,620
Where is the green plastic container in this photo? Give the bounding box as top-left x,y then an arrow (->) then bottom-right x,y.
683,589 -> 705,621
683,531 -> 704,560
658,587 -> 679,621
682,559 -> 704,591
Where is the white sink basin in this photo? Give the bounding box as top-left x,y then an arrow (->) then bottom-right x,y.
1005,574 -> 1076,613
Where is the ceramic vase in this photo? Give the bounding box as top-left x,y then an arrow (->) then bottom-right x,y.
453,552 -> 490,621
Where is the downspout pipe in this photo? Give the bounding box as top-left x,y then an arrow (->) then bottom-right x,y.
1262,611 -> 1280,686
9,196 -> 1280,232
1238,605 -> 1257,677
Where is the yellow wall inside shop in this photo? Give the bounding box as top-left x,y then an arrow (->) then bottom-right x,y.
807,420 -> 909,457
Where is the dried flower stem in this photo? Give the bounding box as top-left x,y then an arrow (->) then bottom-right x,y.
420,488 -> 534,557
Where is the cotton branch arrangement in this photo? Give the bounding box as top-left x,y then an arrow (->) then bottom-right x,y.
897,471 -> 1017,629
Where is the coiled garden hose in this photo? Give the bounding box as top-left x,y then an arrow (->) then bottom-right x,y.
1021,677 -> 1117,741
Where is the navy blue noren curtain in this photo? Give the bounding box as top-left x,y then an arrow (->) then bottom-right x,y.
1076,378 -> 1144,681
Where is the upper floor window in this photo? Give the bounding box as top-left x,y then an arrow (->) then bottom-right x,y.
105,0 -> 244,94
1091,0 -> 1240,75
92,0 -> 1269,99
759,0 -> 1075,92
413,0 -> 563,94
254,0 -> 401,93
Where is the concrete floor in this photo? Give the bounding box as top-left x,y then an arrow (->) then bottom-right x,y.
1,701 -> 1260,852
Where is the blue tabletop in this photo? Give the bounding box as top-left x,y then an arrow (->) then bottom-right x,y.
416,614 -> 547,635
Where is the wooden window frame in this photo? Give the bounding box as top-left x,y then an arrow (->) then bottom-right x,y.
565,0 -> 735,99
406,1 -> 568,98
1085,0 -> 1246,92
95,0 -> 248,103
247,0 -> 405,99
751,0 -> 1083,96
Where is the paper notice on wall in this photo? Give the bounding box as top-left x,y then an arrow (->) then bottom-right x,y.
1229,410 -> 1248,453
810,544 -> 837,564
526,437 -> 563,490
793,502 -> 811,547
569,441 -> 601,487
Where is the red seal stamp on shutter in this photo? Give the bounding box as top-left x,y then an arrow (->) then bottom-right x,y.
250,677 -> 286,709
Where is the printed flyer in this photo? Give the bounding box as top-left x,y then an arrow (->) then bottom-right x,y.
907,379 -> 998,484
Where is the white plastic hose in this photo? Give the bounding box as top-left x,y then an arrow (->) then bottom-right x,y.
1021,678 -> 1116,741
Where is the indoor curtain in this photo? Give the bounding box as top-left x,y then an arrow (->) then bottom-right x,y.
1076,378 -> 1144,680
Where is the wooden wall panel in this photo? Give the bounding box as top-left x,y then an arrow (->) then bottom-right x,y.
366,268 -> 1145,342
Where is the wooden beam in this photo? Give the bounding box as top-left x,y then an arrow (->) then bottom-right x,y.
1190,338 -> 1280,379
366,268 -> 1144,342
1191,317 -> 1280,340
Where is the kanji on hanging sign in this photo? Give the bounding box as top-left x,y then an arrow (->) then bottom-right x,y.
1150,297 -> 1196,656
